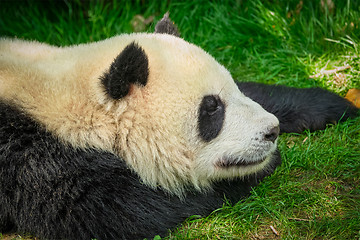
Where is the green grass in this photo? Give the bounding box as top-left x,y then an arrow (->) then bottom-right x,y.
1,0 -> 359,239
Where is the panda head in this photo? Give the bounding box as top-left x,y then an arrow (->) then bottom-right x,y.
95,14 -> 280,195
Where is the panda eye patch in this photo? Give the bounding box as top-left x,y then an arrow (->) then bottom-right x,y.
198,95 -> 225,142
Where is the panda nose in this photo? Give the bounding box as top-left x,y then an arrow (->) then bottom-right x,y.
264,126 -> 280,143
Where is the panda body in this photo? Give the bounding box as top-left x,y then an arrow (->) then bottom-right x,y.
0,15 -> 358,239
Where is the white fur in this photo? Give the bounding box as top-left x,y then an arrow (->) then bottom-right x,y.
0,34 -> 279,195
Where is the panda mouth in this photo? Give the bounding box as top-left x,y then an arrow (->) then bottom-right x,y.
216,156 -> 267,168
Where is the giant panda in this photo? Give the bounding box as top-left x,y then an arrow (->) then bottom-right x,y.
0,14 -> 358,240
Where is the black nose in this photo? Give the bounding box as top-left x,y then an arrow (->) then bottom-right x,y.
264,126 -> 280,143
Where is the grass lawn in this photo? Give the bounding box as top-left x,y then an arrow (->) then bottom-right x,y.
1,0 -> 359,239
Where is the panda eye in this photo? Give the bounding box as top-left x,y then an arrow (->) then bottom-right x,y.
198,95 -> 225,142
203,96 -> 221,116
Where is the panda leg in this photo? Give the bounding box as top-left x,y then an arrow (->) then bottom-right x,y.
236,82 -> 359,133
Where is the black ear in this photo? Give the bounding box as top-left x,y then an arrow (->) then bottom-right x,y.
101,42 -> 149,99
154,12 -> 180,37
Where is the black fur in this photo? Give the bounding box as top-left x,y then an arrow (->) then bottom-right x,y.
0,101 -> 279,240
101,42 -> 149,99
237,82 -> 359,133
154,12 -> 180,37
198,95 -> 225,142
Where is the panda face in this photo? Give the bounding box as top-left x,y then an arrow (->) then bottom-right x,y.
194,90 -> 279,186
98,34 -> 279,193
